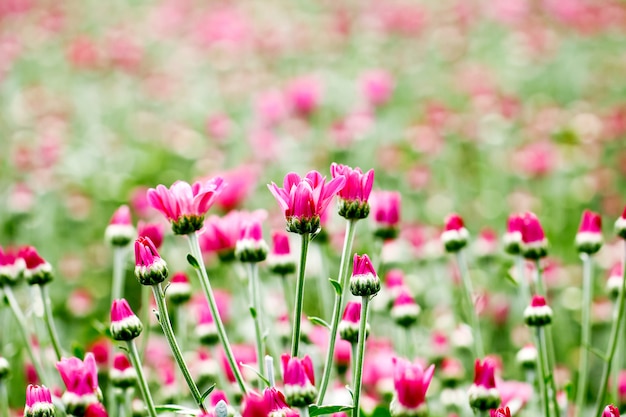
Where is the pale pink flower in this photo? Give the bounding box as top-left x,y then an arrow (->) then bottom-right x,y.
360,70 -> 394,108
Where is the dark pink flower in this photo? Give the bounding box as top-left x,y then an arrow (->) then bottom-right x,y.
268,171 -> 345,235
442,213 -> 469,253
576,209 -> 603,254
105,205 -> 136,246
25,384 -> 54,413
147,177 -> 226,235
85,402 -> 109,417
137,221 -> 164,250
0,245 -> 25,285
520,212 -> 548,259
56,353 -> 100,409
603,405 -> 620,417
134,236 -> 168,286
110,299 -> 142,341
473,358 -> 497,389
330,163 -> 374,220
339,301 -> 366,343
281,355 -> 316,406
350,253 -> 380,297
285,77 -> 322,119
371,190 -> 401,239
468,358 -> 501,410
490,407 -> 512,417
20,246 -> 53,285
391,358 -> 434,412
503,213 -> 524,254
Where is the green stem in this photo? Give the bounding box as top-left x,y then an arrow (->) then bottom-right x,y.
139,285 -> 151,357
575,254 -> 593,417
111,247 -> 126,307
352,297 -> 370,417
291,233 -> 310,358
151,283 -> 207,412
536,327 -> 553,417
0,381 -> 8,417
247,262 -> 265,380
351,342 -> 358,385
3,286 -> 49,386
455,250 -> 484,358
534,260 -> 561,417
39,284 -> 63,361
317,220 -> 358,405
594,242 -> 626,417
187,232 -> 247,395
126,340 -> 158,417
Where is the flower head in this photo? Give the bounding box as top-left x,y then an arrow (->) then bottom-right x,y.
330,163 -> 374,220
195,300 -> 218,346
25,384 -> 55,417
268,171 -> 345,235
350,253 -> 380,297
390,358 -> 434,417
267,231 -> 296,275
84,403 -> 108,417
607,262 -> 624,300
137,221 -> 164,250
147,177 -> 226,235
134,237 -> 168,285
110,299 -> 143,341
575,210 -> 603,254
603,405 -> 620,417
242,388 -> 299,417
0,246 -> 26,286
503,213 -> 524,255
56,353 -> 101,415
468,358 -> 500,411
167,272 -> 192,305
281,355 -> 316,407
520,212 -> 548,259
236,218 -> 269,263
110,353 -> 136,389
523,295 -> 553,327
339,301 -> 368,343
371,190 -> 401,239
441,213 -> 469,253
20,246 -> 53,286
361,69 -> 394,108
105,205 -> 135,247
391,289 -> 421,328
490,407 -> 512,417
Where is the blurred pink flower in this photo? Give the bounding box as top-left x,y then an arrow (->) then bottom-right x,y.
213,166 -> 258,211
105,33 -> 142,72
514,142 -> 558,177
194,7 -> 252,47
67,37 -> 100,69
285,77 -> 322,119
206,113 -> 233,142
360,70 -> 394,108
255,90 -> 288,127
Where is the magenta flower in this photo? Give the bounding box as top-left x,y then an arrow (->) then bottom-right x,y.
521,212 -> 548,259
25,384 -> 55,417
105,205 -> 135,246
390,358 -> 434,416
523,295 -> 553,327
490,407 -> 512,417
0,246 -> 26,285
330,163 -> 375,220
236,218 -> 269,263
267,230 -> 296,275
20,246 -> 53,286
503,213 -> 524,255
268,170 -> 345,235
603,405 -> 620,417
391,289 -> 421,328
285,76 -> 321,119
339,301 -> 367,343
441,213 -> 469,253
137,221 -> 165,250
195,300 -> 218,346
134,236 -> 168,286
576,209 -> 603,254
242,388 -> 300,417
85,402 -> 108,417
281,354 -> 316,406
56,353 -> 100,413
371,190 -> 401,239
147,177 -> 226,235
110,353 -> 136,389
350,253 -> 380,297
468,358 -> 500,411
110,299 -> 143,341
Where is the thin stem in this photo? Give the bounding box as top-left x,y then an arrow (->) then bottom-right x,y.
111,247 -> 126,307
139,285 -> 151,357
126,340 -> 158,417
455,250 -> 484,358
291,233 -> 310,358
534,260 -> 561,417
266,356 -> 275,387
594,242 -> 626,417
3,286 -> 49,386
351,342 -> 358,385
151,283 -> 207,412
187,232 -> 247,395
352,297 -> 370,417
247,262 -> 265,379
536,327 -> 552,417
39,284 -> 63,361
0,382 -> 8,417
317,219 -> 358,405
575,254 -> 593,417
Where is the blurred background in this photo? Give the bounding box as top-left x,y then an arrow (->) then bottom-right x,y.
1,0 -> 626,411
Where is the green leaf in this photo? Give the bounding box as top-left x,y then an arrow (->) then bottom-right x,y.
71,342 -> 85,359
249,306 -> 257,319
154,405 -> 199,415
240,362 -> 270,387
200,384 -> 216,402
187,254 -> 200,269
329,278 -> 342,295
309,404 -> 353,416
504,272 -> 518,287
308,316 -> 330,329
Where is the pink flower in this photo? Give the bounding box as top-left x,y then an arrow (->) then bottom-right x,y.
242,388 -> 299,417
285,76 -> 322,119
576,209 -> 603,254
468,358 -> 501,411
147,177 -> 226,235
134,236 -> 168,286
236,217 -> 269,263
339,301 -> 366,343
200,210 -> 265,261
105,205 -> 135,246
441,213 -> 469,253
255,90 -> 288,127
371,190 -> 401,239
56,353 -> 100,411
498,380 -> 533,413
20,246 -> 53,285
360,69 -> 394,108
167,271 -> 192,305
137,221 -> 165,250
391,358 -> 434,413
25,384 -> 54,414
473,358 -> 497,389
0,245 -> 26,285
110,299 -> 143,341
520,212 -> 548,259
603,405 -> 620,417
330,163 -> 375,220
214,166 -> 257,211
195,299 -> 218,346
350,253 -> 380,297
503,213 -> 524,255
85,402 -> 109,417
391,289 -> 421,327
281,355 -> 316,406
268,171 -> 345,235
490,407 -> 512,417
206,113 -> 232,141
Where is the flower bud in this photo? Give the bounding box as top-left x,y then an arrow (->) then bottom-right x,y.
521,212 -> 548,260
371,191 -> 401,239
105,205 -> 135,247
607,262 -> 623,301
439,357 -> 465,387
350,254 -> 380,297
110,353 -> 136,390
515,344 -> 537,370
390,289 -> 421,328
196,302 -> 219,346
134,237 -> 168,286
441,213 -> 469,253
110,299 -> 143,341
468,358 -> 500,411
0,246 -> 25,286
167,272 -> 192,305
576,210 -> 603,254
0,356 -> 9,381
339,301 -> 369,344
523,295 -> 553,327
236,220 -> 269,263
330,163 -> 374,220
603,404 -> 620,417
282,355 -> 317,407
615,206 -> 626,240
267,231 -> 296,275
24,385 -> 55,417
21,246 -> 53,286
503,213 -> 524,255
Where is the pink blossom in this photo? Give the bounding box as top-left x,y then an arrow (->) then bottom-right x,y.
255,90 -> 288,127
391,358 -> 435,410
214,166 -> 257,211
137,221 -> 165,250
25,384 -> 53,408
282,354 -> 315,387
85,402 -> 109,417
56,353 -> 99,396
578,209 -> 602,234
285,77 -> 322,119
473,358 -> 498,389
603,405 -> 620,417
330,163 -> 375,204
371,190 -> 401,237
206,113 -> 232,141
360,70 -> 394,107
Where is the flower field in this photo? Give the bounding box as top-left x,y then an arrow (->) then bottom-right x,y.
1,0 -> 626,416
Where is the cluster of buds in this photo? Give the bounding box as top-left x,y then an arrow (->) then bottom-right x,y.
350,254 -> 381,297
390,358 -> 435,417
575,210 -> 603,254
105,205 -> 136,247
330,163 -> 374,220
235,219 -> 269,263
339,301 -> 369,344
267,231 -> 296,275
56,353 -> 102,416
110,299 -> 143,341
134,237 -> 168,286
467,358 -> 500,411
441,214 -> 469,253
523,295 -> 553,327
281,355 -> 317,407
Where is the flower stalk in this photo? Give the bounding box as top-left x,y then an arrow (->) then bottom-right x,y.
246,262 -> 265,380
575,253 -> 593,416
455,250 -> 485,358
125,340 -> 158,417
291,233 -> 310,358
352,297 -> 371,417
39,284 -> 63,361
